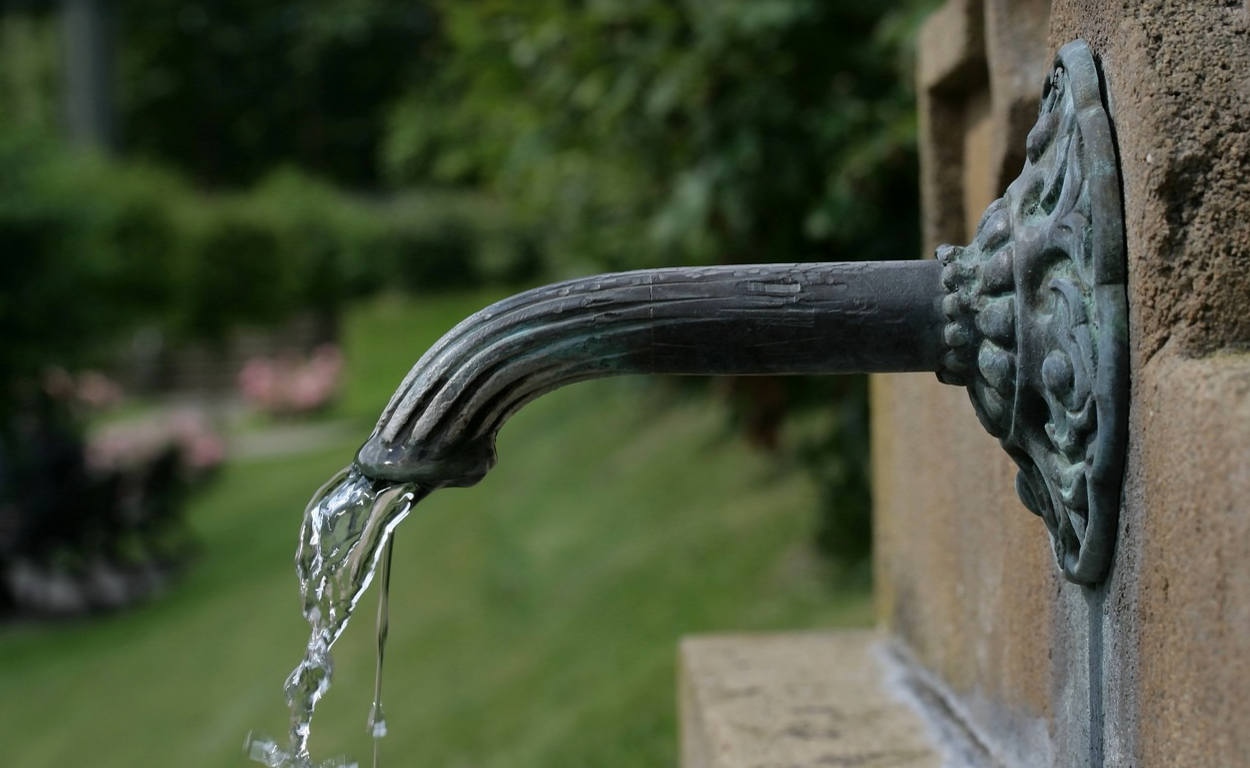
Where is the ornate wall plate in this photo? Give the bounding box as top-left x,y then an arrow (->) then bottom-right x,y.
936,40 -> 1128,585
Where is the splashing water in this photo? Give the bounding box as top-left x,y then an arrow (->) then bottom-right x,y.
248,465 -> 428,768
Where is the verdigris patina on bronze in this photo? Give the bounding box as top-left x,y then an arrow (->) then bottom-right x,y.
356,40 -> 1126,586
935,40 -> 1127,584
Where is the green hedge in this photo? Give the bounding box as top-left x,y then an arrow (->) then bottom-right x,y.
0,133 -> 537,390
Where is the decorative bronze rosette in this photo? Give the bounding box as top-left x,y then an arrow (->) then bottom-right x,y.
936,40 -> 1128,585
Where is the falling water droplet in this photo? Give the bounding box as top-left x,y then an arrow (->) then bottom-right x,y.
367,534 -> 396,768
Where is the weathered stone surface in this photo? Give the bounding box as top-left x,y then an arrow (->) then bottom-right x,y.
874,2 -> 1250,766
983,0 -> 1051,191
872,374 -> 1063,767
1106,353 -> 1250,766
919,0 -> 986,94
1050,0 -> 1250,362
918,0 -> 988,251
679,631 -> 944,768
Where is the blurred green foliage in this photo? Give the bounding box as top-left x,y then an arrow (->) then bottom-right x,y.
384,0 -> 936,274
0,132 -> 535,414
0,9 -> 60,135
116,0 -> 440,187
0,133 -> 176,387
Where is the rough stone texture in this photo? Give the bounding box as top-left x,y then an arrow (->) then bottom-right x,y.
983,0 -> 1053,194
1105,353 -> 1250,765
918,0 -> 987,250
918,0 -> 1052,249
872,375 -> 1071,767
918,0 -> 986,95
1049,1 -> 1250,363
874,1 -> 1250,766
679,631 -> 944,768
959,90 -> 995,239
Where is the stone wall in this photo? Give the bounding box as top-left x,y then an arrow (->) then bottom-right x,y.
873,1 -> 1250,765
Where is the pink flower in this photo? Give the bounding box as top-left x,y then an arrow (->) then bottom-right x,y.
86,410 -> 226,479
237,345 -> 345,416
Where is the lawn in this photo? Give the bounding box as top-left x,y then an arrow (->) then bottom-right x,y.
0,291 -> 871,768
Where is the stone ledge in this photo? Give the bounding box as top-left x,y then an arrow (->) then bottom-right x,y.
679,630 -> 952,768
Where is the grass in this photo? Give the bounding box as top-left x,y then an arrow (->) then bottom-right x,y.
0,291 -> 871,768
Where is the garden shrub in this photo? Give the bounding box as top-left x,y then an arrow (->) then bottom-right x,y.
0,135 -> 534,367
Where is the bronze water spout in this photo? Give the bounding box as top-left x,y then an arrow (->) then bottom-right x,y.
357,260 -> 945,487
356,40 -> 1128,586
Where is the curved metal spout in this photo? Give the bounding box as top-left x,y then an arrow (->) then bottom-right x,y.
356,260 -> 945,487
352,40 -> 1129,586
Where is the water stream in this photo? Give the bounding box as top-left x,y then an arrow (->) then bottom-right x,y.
248,466 -> 428,768
367,536 -> 396,768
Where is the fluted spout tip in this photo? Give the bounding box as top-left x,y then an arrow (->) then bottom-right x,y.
356,430 -> 497,487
